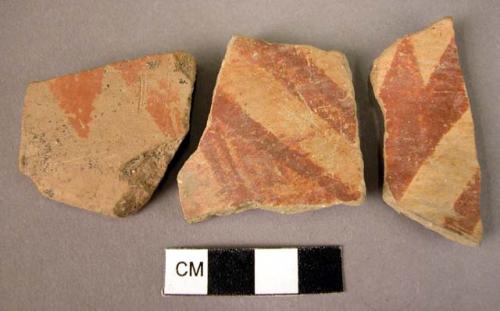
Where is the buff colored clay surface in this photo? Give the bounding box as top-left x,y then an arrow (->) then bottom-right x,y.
19,52 -> 196,217
371,17 -> 482,246
178,36 -> 365,223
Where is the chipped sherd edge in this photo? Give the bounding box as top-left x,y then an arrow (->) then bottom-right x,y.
19,52 -> 196,217
370,17 -> 482,246
178,36 -> 365,223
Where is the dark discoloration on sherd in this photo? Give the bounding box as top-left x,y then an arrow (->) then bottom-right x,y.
113,142 -> 177,217
19,52 -> 196,217
174,53 -> 196,82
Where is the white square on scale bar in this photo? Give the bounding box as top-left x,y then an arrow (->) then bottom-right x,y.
254,248 -> 298,294
164,249 -> 208,295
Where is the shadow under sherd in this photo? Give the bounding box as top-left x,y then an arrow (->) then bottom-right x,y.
367,78 -> 385,192
350,55 -> 384,196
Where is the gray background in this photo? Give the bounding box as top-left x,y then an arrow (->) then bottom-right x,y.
1,1 -> 499,310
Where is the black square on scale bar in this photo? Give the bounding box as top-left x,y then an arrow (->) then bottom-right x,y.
208,248 -> 255,295
298,246 -> 343,293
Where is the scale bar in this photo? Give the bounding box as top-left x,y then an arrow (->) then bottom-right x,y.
163,246 -> 343,295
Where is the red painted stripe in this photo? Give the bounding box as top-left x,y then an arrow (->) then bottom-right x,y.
233,38 -> 357,143
380,37 -> 469,200
198,90 -> 360,205
200,126 -> 251,205
146,80 -> 182,137
444,170 -> 481,235
49,68 -> 104,138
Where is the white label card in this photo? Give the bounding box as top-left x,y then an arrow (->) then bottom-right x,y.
163,249 -> 208,295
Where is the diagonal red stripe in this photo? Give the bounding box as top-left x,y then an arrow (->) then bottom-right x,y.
198,90 -> 360,204
232,38 -> 357,143
380,37 -> 469,200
